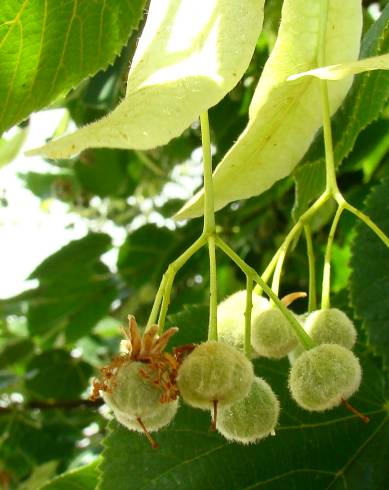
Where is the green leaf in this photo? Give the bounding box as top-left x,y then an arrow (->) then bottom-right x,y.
0,413 -> 88,481
0,126 -> 28,167
99,344 -> 388,489
25,349 -> 93,400
167,304 -> 209,346
0,0 -> 146,134
293,4 -> 389,219
0,338 -> 34,369
350,178 -> 389,371
28,0 -> 265,158
41,460 -> 100,490
176,0 -> 363,220
1,233 -> 118,342
19,461 -> 57,490
288,53 -> 389,81
118,224 -> 201,290
30,233 -> 111,280
74,149 -> 132,198
19,171 -> 78,201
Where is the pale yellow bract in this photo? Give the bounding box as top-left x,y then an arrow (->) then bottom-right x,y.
27,0 -> 265,158
288,53 -> 389,81
176,0 -> 363,220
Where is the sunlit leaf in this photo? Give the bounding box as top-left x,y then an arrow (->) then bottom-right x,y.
175,0 -> 362,220
28,0 -> 265,159
292,4 -> 389,219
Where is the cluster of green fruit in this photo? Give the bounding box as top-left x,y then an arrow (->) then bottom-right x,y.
97,290 -> 361,446
218,290 -> 361,414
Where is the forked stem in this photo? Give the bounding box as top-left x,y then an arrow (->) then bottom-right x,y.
216,236 -> 315,350
343,200 -> 389,248
155,234 -> 207,332
255,191 -> 330,295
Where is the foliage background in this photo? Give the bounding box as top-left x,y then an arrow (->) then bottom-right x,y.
0,1 -> 388,488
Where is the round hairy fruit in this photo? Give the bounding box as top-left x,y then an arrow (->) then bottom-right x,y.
217,290 -> 269,355
289,344 -> 362,411
177,341 -> 254,409
103,361 -> 178,431
251,307 -> 298,359
304,308 -> 357,349
216,377 -> 280,444
113,402 -> 178,432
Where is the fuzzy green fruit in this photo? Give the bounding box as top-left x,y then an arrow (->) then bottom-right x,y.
217,290 -> 269,355
113,401 -> 178,433
289,344 -> 362,411
103,361 -> 178,430
251,307 -> 298,358
177,341 -> 254,409
304,308 -> 357,349
217,377 -> 280,444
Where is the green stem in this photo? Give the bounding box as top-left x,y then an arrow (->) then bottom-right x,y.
244,277 -> 253,358
320,80 -> 339,195
208,235 -> 218,341
343,201 -> 389,248
200,112 -> 216,235
200,111 -> 219,340
316,0 -> 340,196
157,234 -> 207,332
255,191 -> 330,295
271,248 -> 286,299
216,236 -> 314,350
304,224 -> 317,312
146,273 -> 167,329
321,204 -> 344,309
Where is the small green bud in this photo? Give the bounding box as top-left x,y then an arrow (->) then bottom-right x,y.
103,361 -> 178,430
217,290 -> 269,355
289,344 -> 362,411
305,308 -> 357,349
251,307 -> 298,358
217,377 -> 280,444
177,341 -> 254,409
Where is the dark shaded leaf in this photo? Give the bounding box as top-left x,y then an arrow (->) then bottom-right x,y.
99,336 -> 388,489
25,349 -> 93,400
0,338 -> 34,369
350,177 -> 389,370
118,224 -> 201,289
